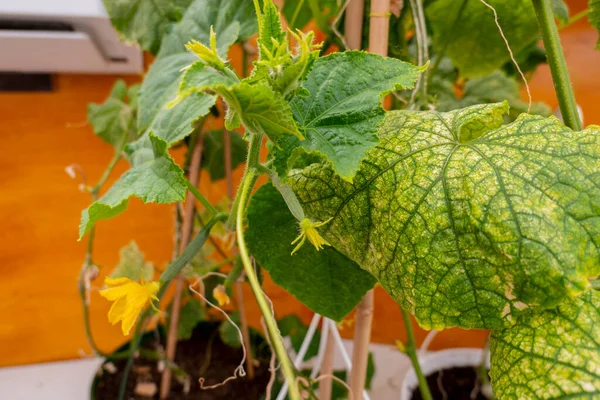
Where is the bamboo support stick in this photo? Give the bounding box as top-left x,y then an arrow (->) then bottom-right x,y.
160,132 -> 205,399
318,327 -> 337,399
349,3 -> 391,399
345,0 -> 365,50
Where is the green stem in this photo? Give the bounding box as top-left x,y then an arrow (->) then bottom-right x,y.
236,168 -> 300,400
400,308 -> 432,400
532,0 -> 582,130
559,8 -> 589,30
226,132 -> 264,229
184,179 -> 219,217
223,257 -> 244,289
290,0 -> 306,29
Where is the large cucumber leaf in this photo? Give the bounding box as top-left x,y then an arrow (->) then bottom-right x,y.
426,0 -> 539,77
246,184 -> 376,321
490,290 -> 600,399
291,102 -> 600,330
79,135 -> 186,238
272,51 -> 422,182
102,0 -> 192,55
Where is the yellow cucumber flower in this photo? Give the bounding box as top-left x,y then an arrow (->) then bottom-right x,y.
213,284 -> 230,306
291,217 -> 333,255
99,277 -> 160,336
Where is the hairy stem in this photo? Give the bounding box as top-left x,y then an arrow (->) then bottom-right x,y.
532,0 -> 582,130
236,168 -> 300,400
400,308 -> 432,400
224,128 -> 256,379
79,130 -> 129,356
227,132 -> 263,228
160,132 -> 205,399
559,8 -> 589,29
408,0 -> 429,109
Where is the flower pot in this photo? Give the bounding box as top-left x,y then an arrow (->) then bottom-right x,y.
91,321 -> 272,400
399,332 -> 490,400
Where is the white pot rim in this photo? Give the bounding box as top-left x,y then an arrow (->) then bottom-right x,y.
399,347 -> 489,400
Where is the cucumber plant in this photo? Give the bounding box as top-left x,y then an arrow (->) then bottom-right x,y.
77,0 -> 600,399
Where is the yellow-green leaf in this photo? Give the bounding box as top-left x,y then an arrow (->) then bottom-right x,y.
291,102 -> 600,330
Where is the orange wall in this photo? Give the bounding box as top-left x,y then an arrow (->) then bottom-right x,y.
0,1 -> 598,367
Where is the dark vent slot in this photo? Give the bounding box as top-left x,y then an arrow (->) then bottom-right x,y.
0,20 -> 73,32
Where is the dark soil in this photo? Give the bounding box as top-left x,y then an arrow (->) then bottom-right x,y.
410,366 -> 490,400
93,322 -> 272,400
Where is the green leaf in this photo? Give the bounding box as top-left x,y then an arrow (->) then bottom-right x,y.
278,315 -> 321,360
137,0 -> 256,139
219,312 -> 241,348
550,0 -> 570,24
177,297 -> 206,340
109,241 -> 154,282
87,80 -> 138,147
434,70 -> 551,117
102,0 -> 192,55
591,0 -> 600,49
490,290 -> 600,399
426,0 -> 540,77
79,135 -> 186,238
256,0 -> 286,56
201,130 -> 247,181
291,102 -> 600,330
246,184 -> 376,321
221,82 -> 304,140
274,51 -> 422,181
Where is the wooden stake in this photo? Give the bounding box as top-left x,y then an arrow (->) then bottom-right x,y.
345,0 -> 365,50
318,325 -> 337,399
350,2 -> 390,399
160,132 -> 205,399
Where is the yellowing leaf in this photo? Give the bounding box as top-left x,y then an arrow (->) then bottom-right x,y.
291,103 -> 600,330
491,290 -> 600,399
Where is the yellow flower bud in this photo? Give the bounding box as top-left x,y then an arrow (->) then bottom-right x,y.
213,284 -> 230,306
291,217 -> 333,255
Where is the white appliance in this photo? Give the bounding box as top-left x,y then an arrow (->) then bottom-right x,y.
0,0 -> 143,74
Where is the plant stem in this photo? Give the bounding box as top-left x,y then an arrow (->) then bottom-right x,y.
226,132 -> 263,229
185,179 -> 219,217
408,0 -> 429,109
224,129 -> 256,380
532,0 -> 582,130
236,168 -> 300,400
290,0 -> 306,29
400,308 -> 432,400
79,130 -> 129,357
559,8 -> 589,29
160,132 -> 205,399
